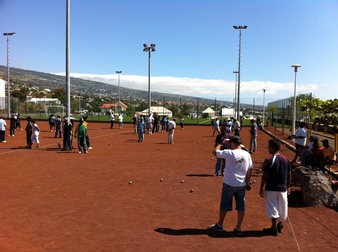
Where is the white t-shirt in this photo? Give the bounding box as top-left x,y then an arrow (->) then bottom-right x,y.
32,123 -> 40,135
294,127 -> 307,146
110,113 -> 115,121
216,149 -> 253,187
233,120 -> 240,130
0,119 -> 6,130
168,121 -> 176,130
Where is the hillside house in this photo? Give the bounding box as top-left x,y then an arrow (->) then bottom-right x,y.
101,102 -> 128,115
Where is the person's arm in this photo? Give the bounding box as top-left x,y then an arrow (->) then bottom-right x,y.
260,159 -> 268,197
245,168 -> 252,190
286,170 -> 291,195
212,143 -> 223,156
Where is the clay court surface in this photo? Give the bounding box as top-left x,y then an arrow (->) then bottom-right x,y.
0,121 -> 337,251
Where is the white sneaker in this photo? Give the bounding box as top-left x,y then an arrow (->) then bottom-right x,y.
88,147 -> 93,150
3,140 -> 6,143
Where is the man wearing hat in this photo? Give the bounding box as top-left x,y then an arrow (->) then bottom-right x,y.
320,139 -> 336,169
208,135 -> 253,234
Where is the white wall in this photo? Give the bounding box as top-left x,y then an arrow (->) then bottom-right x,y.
0,79 -> 5,109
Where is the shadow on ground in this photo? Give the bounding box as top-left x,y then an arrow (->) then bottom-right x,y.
154,228 -> 265,238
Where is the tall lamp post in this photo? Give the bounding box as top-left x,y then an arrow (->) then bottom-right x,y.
3,32 -> 15,118
116,71 -> 122,114
233,25 -> 247,122
291,64 -> 301,135
233,71 -> 238,118
262,89 -> 266,128
65,0 -> 71,121
143,43 -> 156,115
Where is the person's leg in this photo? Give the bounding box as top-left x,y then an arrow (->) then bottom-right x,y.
211,184 -> 233,229
271,217 -> 277,229
236,211 -> 245,230
83,138 -> 88,153
216,210 -> 227,227
86,135 -> 91,148
276,191 -> 288,232
221,160 -> 226,175
215,158 -> 221,175
263,191 -> 279,235
254,137 -> 257,151
234,187 -> 246,231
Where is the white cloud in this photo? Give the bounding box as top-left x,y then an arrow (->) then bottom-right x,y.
52,72 -> 328,104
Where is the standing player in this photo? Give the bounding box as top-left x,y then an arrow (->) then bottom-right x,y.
167,118 -> 176,144
208,136 -> 253,234
260,139 -> 291,236
31,120 -> 41,148
249,119 -> 258,153
75,119 -> 88,154
25,116 -> 33,148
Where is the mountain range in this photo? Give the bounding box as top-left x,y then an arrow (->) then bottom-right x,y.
0,65 -> 258,109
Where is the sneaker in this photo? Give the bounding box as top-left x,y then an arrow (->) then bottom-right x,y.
79,151 -> 82,154
3,140 -> 6,143
233,227 -> 242,234
263,227 -> 278,236
207,223 -> 223,231
85,151 -> 89,154
88,147 -> 93,150
277,223 -> 284,233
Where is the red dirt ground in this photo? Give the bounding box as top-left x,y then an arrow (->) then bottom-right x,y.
0,121 -> 337,251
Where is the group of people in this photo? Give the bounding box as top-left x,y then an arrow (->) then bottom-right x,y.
109,113 -> 124,129
24,115 -> 92,153
290,122 -> 336,170
134,113 -> 177,144
211,117 -> 243,137
0,113 -> 22,143
209,135 -> 291,237
213,117 -> 258,176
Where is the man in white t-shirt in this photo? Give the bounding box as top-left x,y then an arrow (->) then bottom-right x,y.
118,114 -> 123,129
109,112 -> 115,129
0,116 -> 7,143
233,118 -> 241,136
290,122 -> 307,163
208,136 -> 253,234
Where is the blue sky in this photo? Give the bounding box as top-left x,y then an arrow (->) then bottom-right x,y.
1,0 -> 338,105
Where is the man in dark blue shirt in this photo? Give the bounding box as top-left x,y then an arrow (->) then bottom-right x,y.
260,139 -> 291,236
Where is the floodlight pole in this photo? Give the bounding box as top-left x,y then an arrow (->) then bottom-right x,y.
65,0 -> 71,121
3,32 -> 15,118
143,44 -> 156,115
233,25 -> 247,122
291,64 -> 301,135
116,71 -> 122,114
233,71 -> 238,118
262,89 -> 266,128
